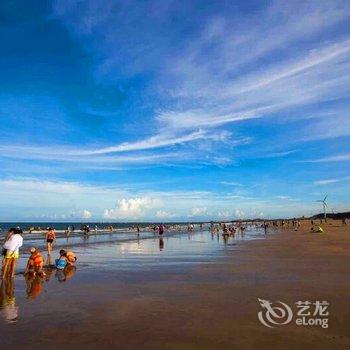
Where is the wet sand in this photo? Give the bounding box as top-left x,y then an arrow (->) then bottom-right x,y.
1,221 -> 349,349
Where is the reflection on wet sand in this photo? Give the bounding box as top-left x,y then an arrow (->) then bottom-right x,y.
159,237 -> 164,251
44,265 -> 54,282
56,265 -> 76,283
0,226 -> 268,327
25,264 -> 77,297
25,275 -> 43,299
1,263 -> 77,324
0,278 -> 18,324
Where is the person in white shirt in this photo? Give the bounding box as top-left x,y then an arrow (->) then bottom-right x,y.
1,228 -> 23,278
1,227 -> 15,274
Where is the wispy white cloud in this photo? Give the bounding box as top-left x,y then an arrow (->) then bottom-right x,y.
303,154 -> 350,163
0,129 -> 235,168
276,195 -> 291,199
155,2 -> 350,132
298,113 -> 350,141
0,146 -> 180,164
74,129 -> 210,155
224,40 -> 350,96
314,176 -> 350,185
159,49 -> 350,131
275,196 -> 297,202
220,181 -> 243,187
314,179 -> 340,185
0,178 -> 109,195
258,150 -> 297,159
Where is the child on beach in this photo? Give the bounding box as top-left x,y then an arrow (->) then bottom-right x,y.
24,248 -> 45,277
55,250 -> 77,270
56,250 -> 68,270
66,251 -> 77,265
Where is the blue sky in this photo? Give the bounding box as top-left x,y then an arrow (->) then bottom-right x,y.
0,0 -> 350,221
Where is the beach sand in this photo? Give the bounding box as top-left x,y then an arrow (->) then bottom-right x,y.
0,220 -> 349,349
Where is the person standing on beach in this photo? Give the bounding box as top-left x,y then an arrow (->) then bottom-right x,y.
263,222 -> 267,234
1,228 -> 16,275
45,228 -> 56,255
2,228 -> 23,278
158,224 -> 164,236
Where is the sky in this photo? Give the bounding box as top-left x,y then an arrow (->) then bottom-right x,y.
0,0 -> 350,222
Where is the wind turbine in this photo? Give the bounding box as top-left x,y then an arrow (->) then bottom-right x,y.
317,195 -> 328,222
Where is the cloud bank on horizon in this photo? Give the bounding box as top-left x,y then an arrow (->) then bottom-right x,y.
0,0 -> 349,221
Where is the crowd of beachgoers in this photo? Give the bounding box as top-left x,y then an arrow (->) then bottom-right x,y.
2,217 -> 348,280
0,223 -> 192,279
1,227 -> 77,280
0,217 -> 348,325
